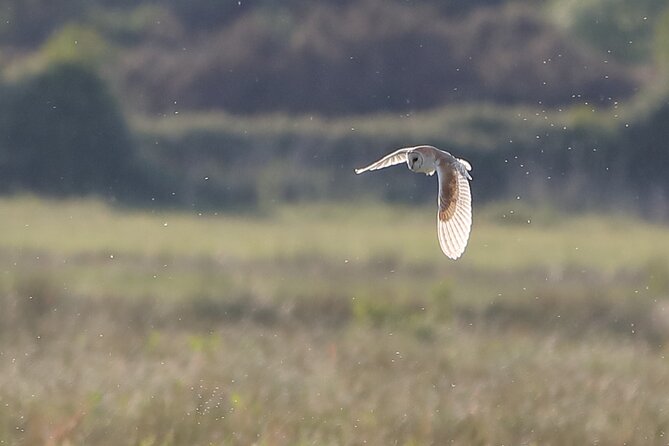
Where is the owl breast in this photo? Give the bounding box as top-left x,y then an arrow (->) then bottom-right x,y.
412,159 -> 436,175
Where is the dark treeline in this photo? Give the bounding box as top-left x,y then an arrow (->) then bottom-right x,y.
120,2 -> 634,114
132,100 -> 669,217
0,0 -> 642,114
0,0 -> 668,214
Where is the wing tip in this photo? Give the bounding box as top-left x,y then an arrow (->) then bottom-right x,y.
438,239 -> 465,260
354,168 -> 364,175
439,240 -> 467,260
437,211 -> 471,260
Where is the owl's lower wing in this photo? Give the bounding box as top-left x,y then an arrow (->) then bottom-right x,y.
354,148 -> 411,174
436,163 -> 472,259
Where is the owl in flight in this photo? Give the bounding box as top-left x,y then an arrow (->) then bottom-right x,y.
355,145 -> 472,259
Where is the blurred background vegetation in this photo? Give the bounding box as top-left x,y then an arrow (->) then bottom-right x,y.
0,0 -> 668,214
2,1 -> 669,445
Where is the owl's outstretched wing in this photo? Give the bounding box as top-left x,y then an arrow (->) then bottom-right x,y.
436,159 -> 472,259
354,148 -> 411,174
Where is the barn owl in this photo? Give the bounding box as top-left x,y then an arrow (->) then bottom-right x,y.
355,145 -> 472,259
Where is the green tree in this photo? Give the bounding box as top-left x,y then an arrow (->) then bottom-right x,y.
1,62 -> 137,197
653,7 -> 669,82
40,24 -> 111,70
549,0 -> 667,63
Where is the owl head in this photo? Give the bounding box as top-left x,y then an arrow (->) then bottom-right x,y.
406,150 -> 423,172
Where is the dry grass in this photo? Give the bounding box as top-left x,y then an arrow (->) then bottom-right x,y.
1,196 -> 669,445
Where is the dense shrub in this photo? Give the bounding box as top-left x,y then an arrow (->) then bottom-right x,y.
0,63 -> 138,197
118,1 -> 636,115
623,101 -> 669,217
133,101 -> 669,214
548,0 -> 668,63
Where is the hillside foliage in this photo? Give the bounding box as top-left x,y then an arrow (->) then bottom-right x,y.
0,0 -> 668,213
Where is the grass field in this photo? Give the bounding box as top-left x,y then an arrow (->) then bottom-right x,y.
1,196 -> 669,445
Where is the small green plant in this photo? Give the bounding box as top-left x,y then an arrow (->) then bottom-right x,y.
429,280 -> 454,321
13,272 -> 60,328
646,256 -> 669,295
187,333 -> 220,356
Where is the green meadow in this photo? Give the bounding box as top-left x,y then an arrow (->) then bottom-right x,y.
1,196 -> 669,445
